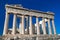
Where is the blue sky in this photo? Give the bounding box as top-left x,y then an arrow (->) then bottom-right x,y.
0,0 -> 60,35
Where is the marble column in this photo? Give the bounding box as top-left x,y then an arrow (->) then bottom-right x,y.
48,19 -> 52,35
19,23 -> 21,34
36,37 -> 39,40
29,16 -> 33,35
19,17 -> 22,34
42,18 -> 46,35
52,19 -> 56,35
21,15 -> 25,34
36,17 -> 40,35
26,17 -> 29,34
3,12 -> 9,35
12,14 -> 17,34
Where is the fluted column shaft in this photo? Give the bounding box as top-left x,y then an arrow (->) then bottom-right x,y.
21,15 -> 25,34
12,14 -> 17,34
3,12 -> 9,35
29,16 -> 33,35
48,19 -> 52,35
42,18 -> 46,35
19,17 -> 22,34
52,19 -> 56,35
19,23 -> 22,34
26,17 -> 29,34
36,17 -> 40,35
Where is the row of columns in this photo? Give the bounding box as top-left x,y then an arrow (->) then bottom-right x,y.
3,13 -> 56,35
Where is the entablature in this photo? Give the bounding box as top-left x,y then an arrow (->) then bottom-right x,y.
5,4 -> 54,19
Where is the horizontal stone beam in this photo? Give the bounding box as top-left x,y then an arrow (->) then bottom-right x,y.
5,5 -> 54,19
17,15 -> 28,18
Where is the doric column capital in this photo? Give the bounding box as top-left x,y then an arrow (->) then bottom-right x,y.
36,16 -> 39,18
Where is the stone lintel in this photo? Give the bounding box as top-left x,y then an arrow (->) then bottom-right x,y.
5,4 -> 54,19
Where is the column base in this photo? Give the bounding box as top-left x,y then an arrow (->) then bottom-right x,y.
49,34 -> 52,38
43,34 -> 47,36
54,34 -> 56,37
49,34 -> 52,36
29,34 -> 33,36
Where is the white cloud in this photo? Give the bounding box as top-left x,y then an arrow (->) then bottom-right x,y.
35,23 -> 37,26
39,21 -> 42,24
45,19 -> 48,22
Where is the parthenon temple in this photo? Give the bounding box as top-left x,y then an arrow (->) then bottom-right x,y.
2,4 -> 60,40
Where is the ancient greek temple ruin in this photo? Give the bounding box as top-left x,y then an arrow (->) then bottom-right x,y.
2,4 -> 60,40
